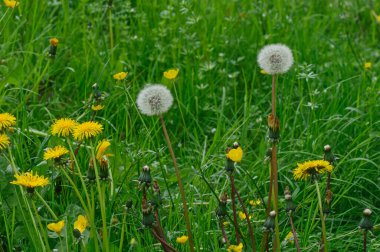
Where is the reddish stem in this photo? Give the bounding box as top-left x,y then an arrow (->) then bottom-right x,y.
151,229 -> 177,252
289,214 -> 301,252
219,219 -> 230,246
229,174 -> 241,244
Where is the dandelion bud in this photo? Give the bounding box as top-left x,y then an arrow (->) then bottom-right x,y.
323,189 -> 333,214
268,114 -> 280,143
87,159 -> 96,181
359,208 -> 373,231
263,211 -> 276,232
323,144 -> 336,165
141,199 -> 155,227
257,44 -> 294,75
216,192 -> 228,218
48,38 -> 59,58
125,199 -> 133,209
138,165 -> 152,187
136,84 -> 174,116
233,142 -> 240,148
285,194 -> 297,214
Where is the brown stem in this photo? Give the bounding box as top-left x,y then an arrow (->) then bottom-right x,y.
229,174 -> 241,244
151,228 -> 177,252
265,165 -> 274,217
234,186 -> 257,251
219,219 -> 230,246
159,115 -> 195,252
260,232 -> 269,252
154,210 -> 166,241
289,213 -> 301,252
363,230 -> 367,252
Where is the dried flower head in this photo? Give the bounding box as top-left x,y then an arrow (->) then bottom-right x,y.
136,84 -> 173,116
0,134 -> 11,150
51,118 -> 77,137
113,72 -> 128,81
293,160 -> 333,181
47,220 -> 65,235
163,68 -> 179,80
10,171 -> 49,193
257,44 -> 294,74
44,146 -> 69,160
73,121 -> 103,141
0,113 -> 16,131
3,0 -> 19,8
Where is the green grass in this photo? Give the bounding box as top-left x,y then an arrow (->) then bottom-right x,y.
0,0 -> 379,251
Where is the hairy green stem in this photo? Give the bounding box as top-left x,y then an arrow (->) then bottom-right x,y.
315,180 -> 327,252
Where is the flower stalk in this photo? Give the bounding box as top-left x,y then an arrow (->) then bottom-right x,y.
315,180 -> 327,252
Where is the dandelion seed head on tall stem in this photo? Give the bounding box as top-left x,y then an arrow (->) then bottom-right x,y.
136,84 -> 173,116
257,44 -> 294,74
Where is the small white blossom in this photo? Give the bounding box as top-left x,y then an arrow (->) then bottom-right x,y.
136,84 -> 173,116
257,44 -> 294,74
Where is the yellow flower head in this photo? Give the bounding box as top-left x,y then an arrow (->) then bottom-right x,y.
0,113 -> 16,131
228,243 -> 243,252
249,199 -> 261,207
49,38 -> 59,47
176,235 -> 188,244
43,146 -> 69,160
51,118 -> 77,137
0,134 -> 10,150
226,147 -> 243,162
10,171 -> 49,191
260,69 -> 269,74
238,211 -> 247,220
163,68 -> 179,80
73,215 -> 88,234
293,160 -> 333,181
113,72 -> 128,81
47,220 -> 65,235
285,231 -> 294,244
130,237 -> 137,246
364,62 -> 372,69
96,139 -> 111,162
73,121 -> 103,141
223,221 -> 229,227
3,0 -> 19,8
377,15 -> 380,22
91,104 -> 104,111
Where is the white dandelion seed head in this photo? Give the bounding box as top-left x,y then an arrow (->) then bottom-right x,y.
363,208 -> 372,216
324,145 -> 331,151
257,44 -> 294,74
136,84 -> 173,116
269,210 -> 276,217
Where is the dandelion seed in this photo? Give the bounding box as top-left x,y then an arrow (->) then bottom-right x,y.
51,118 -> 77,137
0,113 -> 16,131
113,72 -> 128,81
73,121 -> 103,141
227,243 -> 243,252
257,44 -> 294,74
3,0 -> 19,8
0,134 -> 10,150
163,68 -> 179,80
91,104 -> 104,111
73,215 -> 88,238
136,84 -> 173,116
364,62 -> 372,70
293,160 -> 333,181
10,171 -> 49,193
176,235 -> 188,244
47,220 -> 65,235
44,146 -> 69,161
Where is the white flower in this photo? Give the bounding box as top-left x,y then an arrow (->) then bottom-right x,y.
257,44 -> 294,74
136,84 -> 173,116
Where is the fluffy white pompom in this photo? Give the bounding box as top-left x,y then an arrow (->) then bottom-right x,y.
257,44 -> 294,74
137,84 -> 174,116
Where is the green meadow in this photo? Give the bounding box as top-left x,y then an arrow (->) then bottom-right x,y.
0,0 -> 379,251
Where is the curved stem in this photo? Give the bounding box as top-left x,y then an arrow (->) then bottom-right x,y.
151,229 -> 178,252
219,219 -> 230,246
159,115 -> 194,252
35,191 -> 58,220
229,174 -> 241,244
289,213 -> 301,252
315,180 -> 327,252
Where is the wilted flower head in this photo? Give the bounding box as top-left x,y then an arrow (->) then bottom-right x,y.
136,84 -> 173,116
257,44 -> 294,74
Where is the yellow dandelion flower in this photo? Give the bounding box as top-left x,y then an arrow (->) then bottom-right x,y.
47,220 -> 65,235
226,147 -> 243,162
163,68 -> 179,80
91,104 -> 104,111
238,211 -> 247,220
176,235 -> 188,244
43,146 -> 69,160
0,113 -> 16,131
249,199 -> 261,207
3,0 -> 19,8
223,221 -> 229,227
51,118 -> 77,137
10,171 -> 49,192
73,121 -> 103,141
228,243 -> 243,252
260,69 -> 268,74
113,72 -> 128,81
73,215 -> 88,234
0,134 -> 10,150
49,38 -> 59,47
364,62 -> 372,69
285,231 -> 294,244
293,160 -> 333,181
96,139 -> 111,162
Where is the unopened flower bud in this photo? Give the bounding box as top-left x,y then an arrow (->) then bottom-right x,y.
263,211 -> 276,232
268,114 -> 280,143
359,208 -> 373,231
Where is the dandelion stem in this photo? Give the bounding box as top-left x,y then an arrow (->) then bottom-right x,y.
219,219 -> 230,246
363,230 -> 367,252
154,210 -> 166,242
35,191 -> 58,220
289,213 -> 301,252
159,115 -> 195,252
30,198 -> 50,251
234,182 -> 257,251
315,180 -> 327,252
151,228 -> 178,252
119,210 -> 127,252
229,174 -> 241,244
